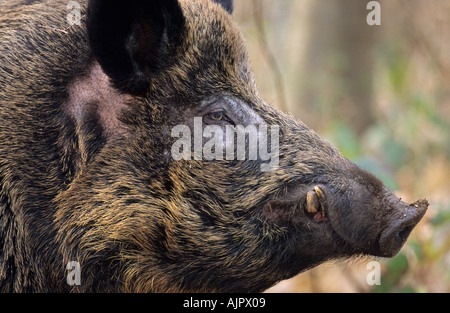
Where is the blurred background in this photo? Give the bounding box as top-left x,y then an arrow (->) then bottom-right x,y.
234,0 -> 450,292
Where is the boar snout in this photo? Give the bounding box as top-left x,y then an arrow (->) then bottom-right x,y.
378,197 -> 428,257
288,163 -> 430,261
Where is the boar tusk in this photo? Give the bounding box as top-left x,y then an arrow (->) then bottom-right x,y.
314,186 -> 328,217
306,190 -> 319,213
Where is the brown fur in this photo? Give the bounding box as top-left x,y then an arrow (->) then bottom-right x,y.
0,0 -> 427,292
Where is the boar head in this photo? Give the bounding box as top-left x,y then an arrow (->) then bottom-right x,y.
53,0 -> 428,292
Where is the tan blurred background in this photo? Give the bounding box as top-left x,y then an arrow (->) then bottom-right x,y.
234,0 -> 450,292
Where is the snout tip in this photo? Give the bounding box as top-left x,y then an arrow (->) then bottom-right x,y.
378,199 -> 428,257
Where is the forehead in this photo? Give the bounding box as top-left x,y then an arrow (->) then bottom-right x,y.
176,0 -> 257,100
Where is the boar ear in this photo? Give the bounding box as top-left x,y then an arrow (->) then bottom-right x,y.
87,0 -> 185,95
212,0 -> 234,14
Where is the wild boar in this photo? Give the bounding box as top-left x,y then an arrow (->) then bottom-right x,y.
0,0 -> 428,292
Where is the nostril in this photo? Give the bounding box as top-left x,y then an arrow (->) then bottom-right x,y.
379,211 -> 425,257
396,225 -> 413,242
377,198 -> 428,257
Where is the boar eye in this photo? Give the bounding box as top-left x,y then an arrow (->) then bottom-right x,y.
203,111 -> 234,125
